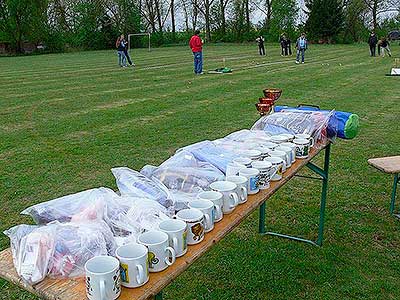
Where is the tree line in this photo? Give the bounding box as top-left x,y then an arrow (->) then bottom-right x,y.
0,0 -> 398,54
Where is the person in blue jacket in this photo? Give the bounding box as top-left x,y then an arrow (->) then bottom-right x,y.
295,33 -> 308,64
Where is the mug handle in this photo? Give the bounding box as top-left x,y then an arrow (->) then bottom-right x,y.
282,160 -> 287,172
229,193 -> 239,208
309,137 -> 315,147
172,236 -> 179,252
240,186 -> 247,201
136,264 -> 146,285
165,247 -> 176,266
100,280 -> 106,300
214,205 -> 222,220
204,213 -> 211,228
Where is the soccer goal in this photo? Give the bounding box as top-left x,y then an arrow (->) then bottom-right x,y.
128,33 -> 151,52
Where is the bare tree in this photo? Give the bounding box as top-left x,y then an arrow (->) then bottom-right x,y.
252,0 -> 273,29
218,0 -> 230,34
191,0 -> 216,41
363,0 -> 399,30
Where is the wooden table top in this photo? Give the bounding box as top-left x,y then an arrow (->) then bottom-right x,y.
368,156 -> 400,174
0,143 -> 329,300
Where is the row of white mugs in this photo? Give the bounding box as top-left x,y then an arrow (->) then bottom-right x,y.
83,133 -> 315,300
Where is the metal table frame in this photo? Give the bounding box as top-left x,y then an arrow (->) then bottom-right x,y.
390,173 -> 399,217
258,143 -> 331,247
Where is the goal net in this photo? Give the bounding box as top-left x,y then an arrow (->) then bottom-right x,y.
128,33 -> 151,52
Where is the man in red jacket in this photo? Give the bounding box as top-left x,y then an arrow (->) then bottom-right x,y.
189,30 -> 203,75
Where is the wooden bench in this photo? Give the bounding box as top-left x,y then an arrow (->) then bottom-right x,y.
0,143 -> 331,300
368,156 -> 400,216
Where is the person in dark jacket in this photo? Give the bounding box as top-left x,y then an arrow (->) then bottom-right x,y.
256,35 -> 265,55
122,37 -> 135,67
285,36 -> 292,55
279,34 -> 286,56
368,32 -> 378,57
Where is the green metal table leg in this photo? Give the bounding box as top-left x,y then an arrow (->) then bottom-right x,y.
390,173 -> 399,214
155,291 -> 163,300
315,143 -> 331,246
260,143 -> 331,247
259,202 -> 266,234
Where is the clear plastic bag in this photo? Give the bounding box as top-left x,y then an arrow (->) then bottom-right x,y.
141,150 -> 225,193
104,196 -> 170,243
177,140 -> 239,174
21,187 -> 118,224
48,221 -> 116,279
111,167 -> 175,216
251,110 -> 337,146
4,224 -> 52,284
4,221 -> 117,283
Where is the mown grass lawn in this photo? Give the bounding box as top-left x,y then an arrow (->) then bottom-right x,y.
0,43 -> 399,299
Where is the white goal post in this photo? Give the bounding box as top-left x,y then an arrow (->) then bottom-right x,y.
128,33 -> 151,52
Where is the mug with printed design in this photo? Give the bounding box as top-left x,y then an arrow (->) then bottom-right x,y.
295,134 -> 314,147
239,168 -> 260,195
197,191 -> 223,222
158,219 -> 188,257
116,243 -> 149,288
293,138 -> 311,159
138,230 -> 176,272
175,208 -> 205,245
85,256 -> 121,300
269,150 -> 289,172
263,156 -> 285,181
251,160 -> 273,189
188,199 -> 215,232
276,145 -> 293,168
226,175 -> 248,204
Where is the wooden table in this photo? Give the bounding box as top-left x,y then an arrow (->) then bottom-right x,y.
0,143 -> 331,300
368,156 -> 400,215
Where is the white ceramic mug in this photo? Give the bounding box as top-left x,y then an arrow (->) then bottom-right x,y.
226,175 -> 248,204
175,208 -> 205,245
116,244 -> 149,288
209,181 -> 239,214
138,231 -> 176,272
295,133 -> 314,147
262,142 -> 278,150
280,133 -> 295,142
233,157 -> 252,168
280,142 -> 296,163
85,256 -> 121,300
271,135 -> 289,144
293,138 -> 311,159
198,191 -> 223,222
276,145 -> 293,168
239,149 -> 262,161
226,161 -> 246,176
189,199 -> 215,232
269,150 -> 289,172
254,146 -> 272,160
251,160 -> 273,189
264,156 -> 285,181
158,219 -> 188,257
239,167 -> 260,195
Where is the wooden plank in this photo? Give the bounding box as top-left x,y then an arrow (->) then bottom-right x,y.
0,144 -> 328,300
368,156 -> 400,174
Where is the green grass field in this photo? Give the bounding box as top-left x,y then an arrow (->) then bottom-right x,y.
0,43 -> 399,299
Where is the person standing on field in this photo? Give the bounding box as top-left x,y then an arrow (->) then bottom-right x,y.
116,34 -> 127,67
279,33 -> 286,56
256,35 -> 265,55
295,33 -> 308,64
380,37 -> 392,57
368,32 -> 378,57
189,30 -> 203,75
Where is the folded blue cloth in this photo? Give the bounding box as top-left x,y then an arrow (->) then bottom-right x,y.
177,141 -> 238,174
